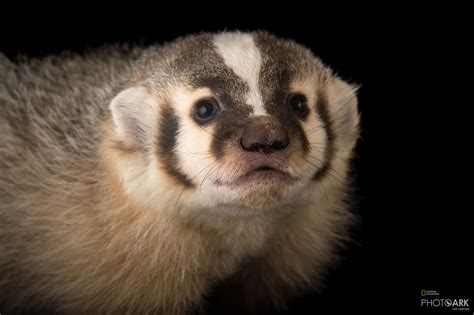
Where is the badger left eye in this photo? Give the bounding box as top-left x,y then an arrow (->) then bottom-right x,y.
193,99 -> 219,124
287,93 -> 309,119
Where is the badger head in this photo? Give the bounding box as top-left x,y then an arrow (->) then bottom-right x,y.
106,31 -> 359,217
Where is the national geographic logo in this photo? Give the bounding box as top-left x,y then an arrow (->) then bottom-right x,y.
420,290 -> 470,312
421,290 -> 440,297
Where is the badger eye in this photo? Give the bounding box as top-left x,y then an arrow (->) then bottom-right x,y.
287,93 -> 309,119
194,99 -> 219,123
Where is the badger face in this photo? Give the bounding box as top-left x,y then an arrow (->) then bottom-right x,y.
108,32 -> 359,216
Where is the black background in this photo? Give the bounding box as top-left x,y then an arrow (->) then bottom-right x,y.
1,5 -> 471,314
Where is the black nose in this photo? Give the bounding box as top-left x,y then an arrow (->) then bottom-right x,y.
240,117 -> 289,154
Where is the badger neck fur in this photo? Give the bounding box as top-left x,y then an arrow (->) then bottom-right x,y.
0,31 -> 360,314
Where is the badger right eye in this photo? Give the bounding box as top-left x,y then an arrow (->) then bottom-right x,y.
193,99 -> 219,124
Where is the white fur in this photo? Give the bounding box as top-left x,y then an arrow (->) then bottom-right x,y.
290,79 -> 328,180
326,77 -> 360,149
168,87 -> 254,212
213,32 -> 268,116
109,86 -> 158,148
171,87 -> 216,191
109,87 -> 184,212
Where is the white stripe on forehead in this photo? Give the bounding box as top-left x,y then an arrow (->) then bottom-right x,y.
213,32 -> 268,116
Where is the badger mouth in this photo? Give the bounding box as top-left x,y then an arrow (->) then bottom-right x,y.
215,164 -> 295,188
244,165 -> 288,177
253,166 -> 277,172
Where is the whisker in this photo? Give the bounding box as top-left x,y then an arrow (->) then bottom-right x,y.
199,161 -> 221,191
304,155 -> 345,185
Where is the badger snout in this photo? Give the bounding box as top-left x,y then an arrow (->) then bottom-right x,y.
239,116 -> 289,154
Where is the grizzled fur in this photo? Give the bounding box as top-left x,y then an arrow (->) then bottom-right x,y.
0,32 -> 360,314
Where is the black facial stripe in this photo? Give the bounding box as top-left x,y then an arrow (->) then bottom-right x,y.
157,106 -> 194,188
253,33 -> 314,157
313,92 -> 335,181
210,105 -> 251,160
254,32 -> 317,115
194,76 -> 253,161
293,119 -> 310,155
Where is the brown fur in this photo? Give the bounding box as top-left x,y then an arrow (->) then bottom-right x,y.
0,33 -> 359,314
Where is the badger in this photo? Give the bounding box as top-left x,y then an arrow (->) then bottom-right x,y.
0,31 -> 360,314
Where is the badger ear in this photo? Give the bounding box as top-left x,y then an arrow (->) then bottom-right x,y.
326,77 -> 360,149
109,86 -> 158,149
